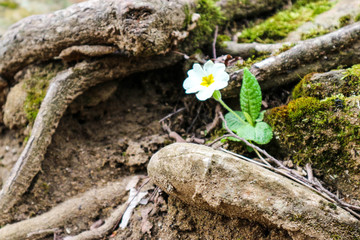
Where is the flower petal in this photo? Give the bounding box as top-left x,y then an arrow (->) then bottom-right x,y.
195,88 -> 214,101
203,60 -> 214,74
209,62 -> 226,75
213,78 -> 228,90
214,71 -> 230,82
192,63 -> 206,76
183,76 -> 201,92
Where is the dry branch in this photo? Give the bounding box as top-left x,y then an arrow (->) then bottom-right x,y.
223,41 -> 295,59
0,179 -> 135,240
65,178 -> 151,240
224,22 -> 360,96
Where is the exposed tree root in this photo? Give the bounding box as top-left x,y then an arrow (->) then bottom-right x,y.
0,54 -> 180,214
0,0 -> 187,80
224,22 -> 360,96
217,0 -> 289,20
222,41 -> 295,59
0,178 -> 136,240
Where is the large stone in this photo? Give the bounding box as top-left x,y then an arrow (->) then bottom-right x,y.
285,0 -> 360,41
148,143 -> 360,240
3,81 -> 27,129
266,66 -> 360,202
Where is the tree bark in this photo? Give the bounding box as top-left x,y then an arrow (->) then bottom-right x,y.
217,0 -> 290,20
0,0 -> 188,81
0,179 -> 133,240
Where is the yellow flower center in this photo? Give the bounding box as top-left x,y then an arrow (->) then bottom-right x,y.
200,74 -> 214,87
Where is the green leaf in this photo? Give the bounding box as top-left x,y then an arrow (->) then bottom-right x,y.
235,122 -> 273,145
243,111 -> 254,126
252,122 -> 273,144
240,68 -> 262,123
256,110 -> 266,122
212,90 -> 222,101
221,136 -> 242,142
223,111 -> 246,132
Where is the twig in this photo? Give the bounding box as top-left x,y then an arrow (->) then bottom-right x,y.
205,104 -> 221,134
206,134 -> 233,146
172,51 -> 190,60
186,102 -> 203,134
112,178 -> 151,232
212,25 -> 219,60
162,123 -> 186,143
218,111 -> 284,167
220,148 -> 272,169
252,147 -> 272,167
305,163 -> 314,184
220,148 -> 336,205
159,107 -> 185,122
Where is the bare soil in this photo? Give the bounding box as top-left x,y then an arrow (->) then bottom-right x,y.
0,61 -> 297,239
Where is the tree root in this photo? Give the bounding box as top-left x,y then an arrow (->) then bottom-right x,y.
0,54 -> 180,214
222,41 -> 295,59
0,0 -> 187,80
224,22 -> 360,96
0,178 -> 137,240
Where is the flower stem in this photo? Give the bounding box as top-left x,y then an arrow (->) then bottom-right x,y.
213,90 -> 247,125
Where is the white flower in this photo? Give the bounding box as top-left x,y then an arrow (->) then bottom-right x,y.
183,60 -> 229,101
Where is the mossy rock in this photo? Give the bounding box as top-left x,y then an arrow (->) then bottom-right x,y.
3,62 -> 64,132
267,65 -> 360,201
238,0 -> 335,43
180,0 -> 225,54
292,66 -> 360,99
265,94 -> 360,202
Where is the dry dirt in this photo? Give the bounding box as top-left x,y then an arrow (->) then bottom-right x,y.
0,62 -> 297,239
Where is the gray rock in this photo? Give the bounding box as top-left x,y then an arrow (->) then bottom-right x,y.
285,0 -> 360,42
3,81 -> 27,129
148,143 -> 360,240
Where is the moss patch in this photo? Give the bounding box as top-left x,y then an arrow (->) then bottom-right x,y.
292,65 -> 360,99
181,0 -> 225,54
300,26 -> 330,40
265,96 -> 360,178
23,63 -> 64,125
238,0 -> 335,43
0,0 -> 18,9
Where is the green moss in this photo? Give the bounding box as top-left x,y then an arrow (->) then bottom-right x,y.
216,34 -> 231,48
238,0 -> 335,43
292,72 -> 317,99
339,14 -> 351,27
277,43 -> 296,54
0,0 -> 18,9
181,0 -> 225,53
290,213 -> 304,222
266,96 -> 360,176
344,64 -> 360,79
23,63 -> 63,125
235,53 -> 270,69
301,26 -> 330,40
293,65 -> 360,100
355,13 -> 360,22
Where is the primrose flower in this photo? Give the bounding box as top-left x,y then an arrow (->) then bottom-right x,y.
183,60 -> 229,101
